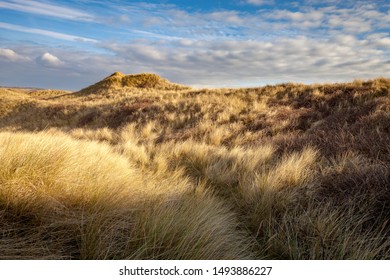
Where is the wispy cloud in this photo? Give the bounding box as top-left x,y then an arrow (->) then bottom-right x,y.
0,22 -> 98,43
0,0 -> 95,21
111,1 -> 389,42
244,0 -> 270,6
100,33 -> 390,86
131,30 -> 183,41
0,1 -> 388,90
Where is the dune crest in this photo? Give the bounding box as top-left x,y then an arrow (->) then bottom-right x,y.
78,72 -> 190,94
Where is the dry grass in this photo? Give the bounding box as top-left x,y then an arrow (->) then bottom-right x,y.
77,72 -> 190,95
0,74 -> 390,259
0,132 -> 252,259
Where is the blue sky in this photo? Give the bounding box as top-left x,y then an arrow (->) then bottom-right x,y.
0,0 -> 389,90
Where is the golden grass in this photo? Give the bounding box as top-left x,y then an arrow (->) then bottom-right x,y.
1,74 -> 390,259
77,72 -> 190,95
0,132 -> 253,259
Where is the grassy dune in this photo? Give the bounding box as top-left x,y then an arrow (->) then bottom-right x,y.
0,75 -> 390,259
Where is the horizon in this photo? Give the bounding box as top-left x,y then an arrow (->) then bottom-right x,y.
0,0 -> 389,90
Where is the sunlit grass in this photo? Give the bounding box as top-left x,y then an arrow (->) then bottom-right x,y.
0,75 -> 390,259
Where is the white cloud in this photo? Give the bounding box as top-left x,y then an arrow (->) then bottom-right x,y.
100,34 -> 389,87
0,48 -> 29,61
36,52 -> 63,67
373,37 -> 390,48
245,0 -> 270,6
0,22 -> 98,43
328,15 -> 372,33
270,9 -> 324,21
114,1 -> 389,42
0,0 -> 95,21
209,11 -> 244,25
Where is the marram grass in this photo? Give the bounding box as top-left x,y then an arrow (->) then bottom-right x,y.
1,75 -> 390,259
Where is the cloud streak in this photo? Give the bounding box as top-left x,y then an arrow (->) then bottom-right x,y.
0,22 -> 98,43
245,0 -> 270,6
0,0 -> 95,21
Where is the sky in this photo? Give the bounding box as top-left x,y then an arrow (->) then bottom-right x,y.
0,0 -> 389,90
